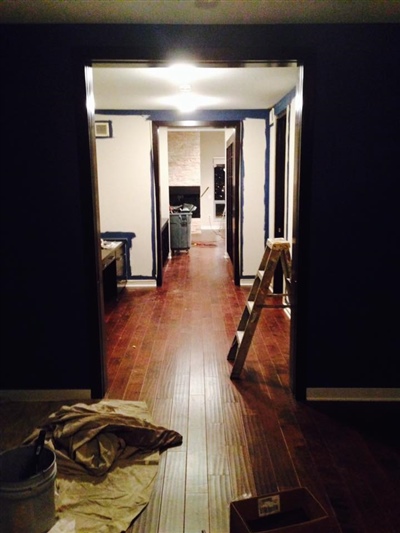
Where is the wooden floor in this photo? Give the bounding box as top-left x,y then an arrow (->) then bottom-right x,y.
104,230 -> 400,533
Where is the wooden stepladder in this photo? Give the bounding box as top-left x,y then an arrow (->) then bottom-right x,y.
228,238 -> 292,379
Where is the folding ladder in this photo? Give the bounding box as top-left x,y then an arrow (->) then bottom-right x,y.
227,238 -> 292,379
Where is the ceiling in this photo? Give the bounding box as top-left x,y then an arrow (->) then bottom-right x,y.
92,63 -> 300,111
3,1 -> 398,113
1,0 -> 400,25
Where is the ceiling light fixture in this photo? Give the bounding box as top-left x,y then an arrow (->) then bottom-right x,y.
168,63 -> 198,84
177,95 -> 197,113
158,62 -> 221,112
177,84 -> 198,112
169,65 -> 199,112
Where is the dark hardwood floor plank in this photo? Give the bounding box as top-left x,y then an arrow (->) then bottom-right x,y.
158,448 -> 186,531
187,394 -> 208,492
315,413 -> 399,532
204,376 -> 224,424
169,393 -> 189,454
206,422 -> 230,476
208,474 -> 232,533
227,443 -> 257,500
185,492 -> 210,533
233,379 -> 300,491
241,411 -> 278,494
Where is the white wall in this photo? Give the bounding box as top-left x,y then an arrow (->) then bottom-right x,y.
95,115 -> 274,282
242,118 -> 268,276
200,131 -> 225,230
95,114 -> 154,278
159,128 -> 170,222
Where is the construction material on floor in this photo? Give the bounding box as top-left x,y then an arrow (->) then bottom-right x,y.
1,400 -> 182,533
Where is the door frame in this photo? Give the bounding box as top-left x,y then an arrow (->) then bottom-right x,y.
273,110 -> 287,293
75,53 -> 306,400
225,129 -> 241,285
152,120 -> 241,287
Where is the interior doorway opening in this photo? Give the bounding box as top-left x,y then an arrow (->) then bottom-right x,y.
151,120 -> 240,285
87,60 -> 304,397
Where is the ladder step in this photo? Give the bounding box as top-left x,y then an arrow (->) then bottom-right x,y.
236,330 -> 244,344
247,301 -> 254,312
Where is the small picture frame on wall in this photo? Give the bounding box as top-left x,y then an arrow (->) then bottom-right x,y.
95,120 -> 113,138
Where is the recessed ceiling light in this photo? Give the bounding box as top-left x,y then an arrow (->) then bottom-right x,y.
177,92 -> 198,113
168,63 -> 198,84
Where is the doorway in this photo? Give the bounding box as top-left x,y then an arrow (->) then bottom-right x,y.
86,60 -> 303,397
151,121 -> 240,286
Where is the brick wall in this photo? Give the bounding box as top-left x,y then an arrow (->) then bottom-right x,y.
168,131 -> 201,186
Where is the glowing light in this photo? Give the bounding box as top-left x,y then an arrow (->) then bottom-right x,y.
177,92 -> 198,113
168,63 -> 198,83
152,62 -> 221,112
86,92 -> 95,115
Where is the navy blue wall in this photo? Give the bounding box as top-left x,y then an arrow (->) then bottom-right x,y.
1,24 -> 399,396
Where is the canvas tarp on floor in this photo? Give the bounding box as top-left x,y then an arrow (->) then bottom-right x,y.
21,400 -> 182,532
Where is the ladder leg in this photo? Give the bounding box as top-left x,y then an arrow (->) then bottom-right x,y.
227,336 -> 239,361
280,248 -> 292,304
230,309 -> 262,378
227,305 -> 251,361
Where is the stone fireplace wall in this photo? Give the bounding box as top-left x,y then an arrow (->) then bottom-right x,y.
168,131 -> 201,232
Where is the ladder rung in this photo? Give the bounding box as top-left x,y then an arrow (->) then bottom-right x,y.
247,301 -> 254,312
236,330 -> 244,344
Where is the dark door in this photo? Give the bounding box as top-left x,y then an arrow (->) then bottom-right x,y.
226,134 -> 234,265
225,129 -> 241,285
273,112 -> 287,293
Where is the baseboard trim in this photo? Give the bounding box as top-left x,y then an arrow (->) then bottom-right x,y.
0,389 -> 92,401
306,388 -> 400,401
126,279 -> 157,288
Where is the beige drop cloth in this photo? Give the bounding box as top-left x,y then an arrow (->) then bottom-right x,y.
23,400 -> 182,533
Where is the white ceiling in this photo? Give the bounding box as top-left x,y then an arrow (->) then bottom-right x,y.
92,64 -> 300,110
1,0 -> 400,25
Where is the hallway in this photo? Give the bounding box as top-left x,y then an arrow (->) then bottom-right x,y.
103,232 -> 400,533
